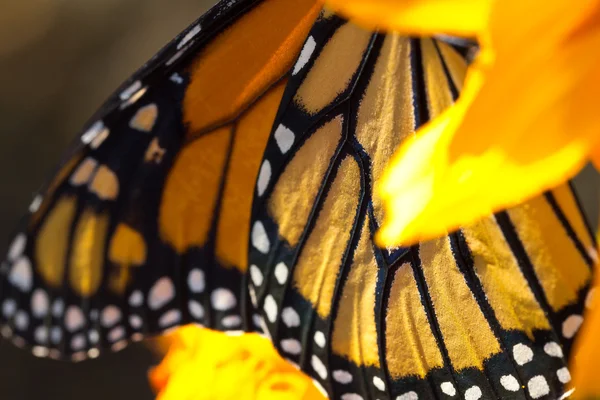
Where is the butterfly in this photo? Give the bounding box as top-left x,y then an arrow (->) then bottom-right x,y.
0,0 -> 595,399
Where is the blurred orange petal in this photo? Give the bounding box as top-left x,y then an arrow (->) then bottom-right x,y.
571,274 -> 600,398
149,326 -> 325,400
589,143 -> 600,172
325,0 -> 491,37
376,0 -> 600,247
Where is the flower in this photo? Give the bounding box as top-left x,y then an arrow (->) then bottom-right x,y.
571,265 -> 600,397
149,325 -> 326,400
325,0 -> 600,396
326,0 -> 600,248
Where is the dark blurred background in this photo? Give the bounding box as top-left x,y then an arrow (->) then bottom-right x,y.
0,1 -> 599,399
0,1 -> 213,399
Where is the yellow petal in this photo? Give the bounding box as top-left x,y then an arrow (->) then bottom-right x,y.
377,0 -> 600,247
150,326 -> 326,400
325,0 -> 491,37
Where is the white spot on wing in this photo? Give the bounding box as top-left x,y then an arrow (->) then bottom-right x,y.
148,277 -> 175,310
159,310 -> 182,328
188,269 -> 205,293
280,338 -> 302,355
88,330 -> 99,344
131,333 -> 144,342
257,160 -> 271,197
31,289 -> 49,318
440,381 -> 455,396
249,265 -> 264,287
120,80 -> 142,101
166,47 -> 188,66
251,221 -> 270,253
1,299 -> 16,318
397,392 -> 419,400
52,300 -> 64,317
557,367 -> 571,383
274,124 -> 295,154
90,127 -> 110,149
111,339 -> 128,352
333,370 -> 352,384
528,376 -> 550,398
188,300 -> 204,320
263,295 -> 278,323
373,376 -> 386,391
121,87 -> 147,109
71,334 -> 86,351
32,346 -> 49,358
129,290 -> 144,307
248,285 -> 258,307
314,331 -> 326,348
211,288 -> 236,311
101,306 -> 122,328
50,327 -> 62,344
7,234 -> 26,261
129,315 -> 143,329
108,326 -> 126,343
586,287 -> 596,309
65,306 -> 85,332
274,262 -> 288,284
544,342 -> 563,358
500,375 -> 520,392
221,315 -> 242,328
465,386 -> 481,400
9,256 -> 32,292
311,355 -> 327,379
281,307 -> 300,327
512,343 -> 533,365
81,121 -> 106,146
34,326 -> 48,343
29,195 -> 43,213
170,73 -> 184,84
562,314 -> 583,338
293,36 -> 316,75
177,24 -> 201,49
14,310 -> 29,330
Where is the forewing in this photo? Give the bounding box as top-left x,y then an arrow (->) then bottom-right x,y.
0,0 -> 324,361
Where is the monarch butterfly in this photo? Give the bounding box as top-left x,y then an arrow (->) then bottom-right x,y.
0,0 -> 594,399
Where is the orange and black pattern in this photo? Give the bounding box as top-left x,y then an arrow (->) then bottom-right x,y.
248,14 -> 595,400
0,0 -> 595,399
0,0 -> 322,359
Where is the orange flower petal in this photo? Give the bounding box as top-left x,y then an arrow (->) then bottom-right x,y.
377,0 -> 600,247
325,0 -> 491,37
151,326 -> 326,400
590,143 -> 600,172
571,276 -> 600,398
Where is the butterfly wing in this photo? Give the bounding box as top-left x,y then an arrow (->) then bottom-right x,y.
249,19 -> 595,400
0,0 -> 324,361
2,2 -> 594,399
